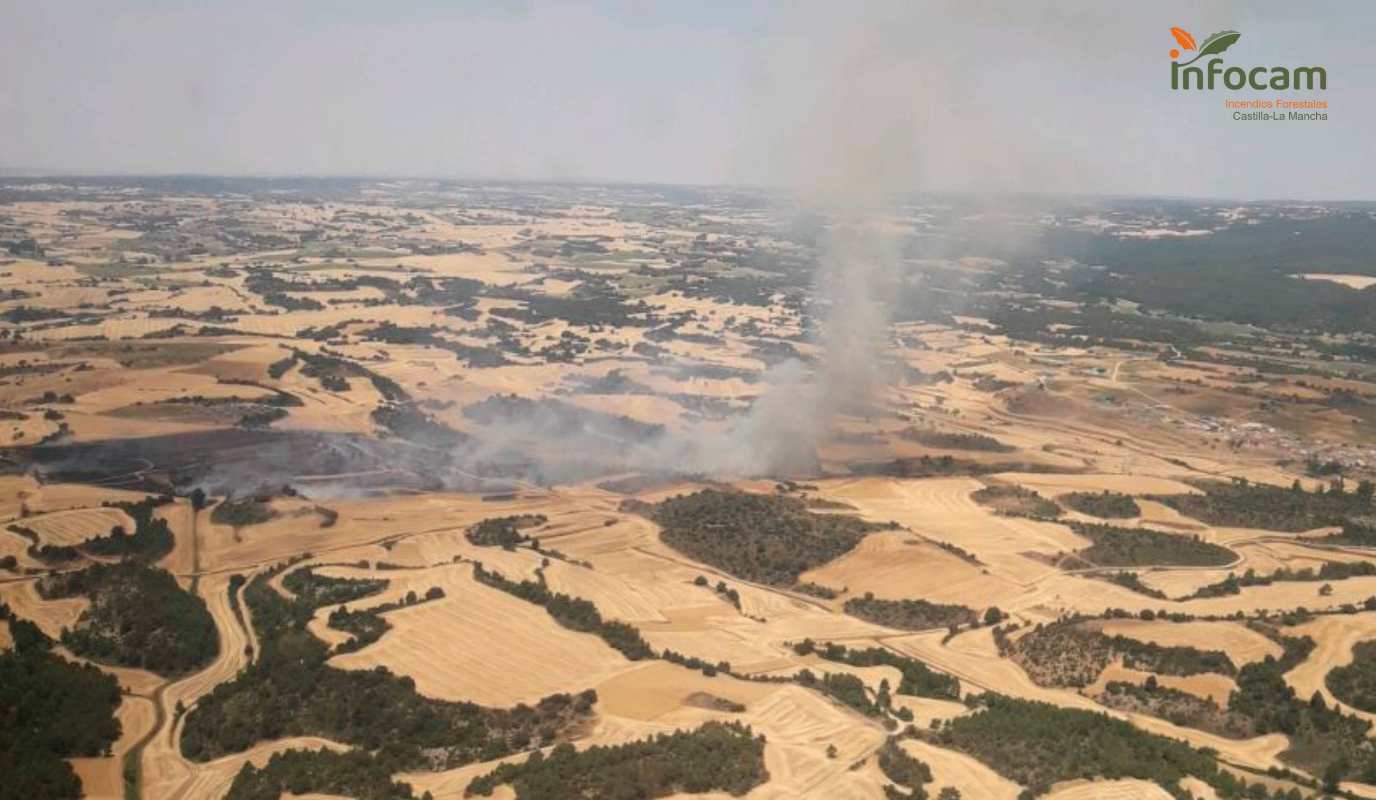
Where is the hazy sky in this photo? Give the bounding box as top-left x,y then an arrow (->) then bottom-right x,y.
3,1 -> 1373,199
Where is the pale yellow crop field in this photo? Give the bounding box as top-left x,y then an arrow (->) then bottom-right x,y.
5,187 -> 1376,800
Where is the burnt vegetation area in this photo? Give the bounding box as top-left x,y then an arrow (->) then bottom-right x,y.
37,561 -> 219,676
370,402 -> 467,447
184,563 -> 598,784
627,489 -> 888,586
462,394 -> 664,443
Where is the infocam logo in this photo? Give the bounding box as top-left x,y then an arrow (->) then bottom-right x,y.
1169,27 -> 1326,91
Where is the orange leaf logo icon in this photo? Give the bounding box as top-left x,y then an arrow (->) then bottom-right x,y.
1171,27 -> 1197,50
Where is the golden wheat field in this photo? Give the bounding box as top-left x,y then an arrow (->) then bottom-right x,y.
4,178 -> 1376,800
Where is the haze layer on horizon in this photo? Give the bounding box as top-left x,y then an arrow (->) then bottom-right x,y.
3,0 -> 1374,200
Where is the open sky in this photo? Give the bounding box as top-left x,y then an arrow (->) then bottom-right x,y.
2,1 -> 1373,199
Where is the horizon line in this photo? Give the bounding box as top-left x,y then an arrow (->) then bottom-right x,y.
1,168 -> 1373,205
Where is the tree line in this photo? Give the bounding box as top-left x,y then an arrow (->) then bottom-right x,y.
464,721 -> 768,800
1151,477 -> 1373,532
38,561 -> 219,676
183,563 -> 599,782
0,602 -> 123,800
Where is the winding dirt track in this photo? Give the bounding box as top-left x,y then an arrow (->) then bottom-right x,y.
71,694 -> 158,799
18,471 -> 1368,799
139,571 -> 254,800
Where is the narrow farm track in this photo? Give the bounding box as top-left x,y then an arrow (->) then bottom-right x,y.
138,571 -> 253,800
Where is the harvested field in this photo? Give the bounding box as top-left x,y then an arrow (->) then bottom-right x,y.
402,684 -> 889,800
727,684 -> 889,797
9,180 -> 1376,799
1085,660 -> 1237,706
0,579 -> 87,639
11,483 -> 152,516
593,659 -> 777,721
19,506 -> 133,547
159,737 -> 350,800
541,558 -> 716,623
1092,619 -> 1282,666
901,739 -> 1021,799
1282,612 -> 1376,727
326,563 -> 636,706
70,694 -> 158,800
799,530 -> 1010,607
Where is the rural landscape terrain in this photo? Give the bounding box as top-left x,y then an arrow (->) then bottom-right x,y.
5,176 -> 1376,800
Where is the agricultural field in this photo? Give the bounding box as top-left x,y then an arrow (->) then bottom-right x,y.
3,178 -> 1376,800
